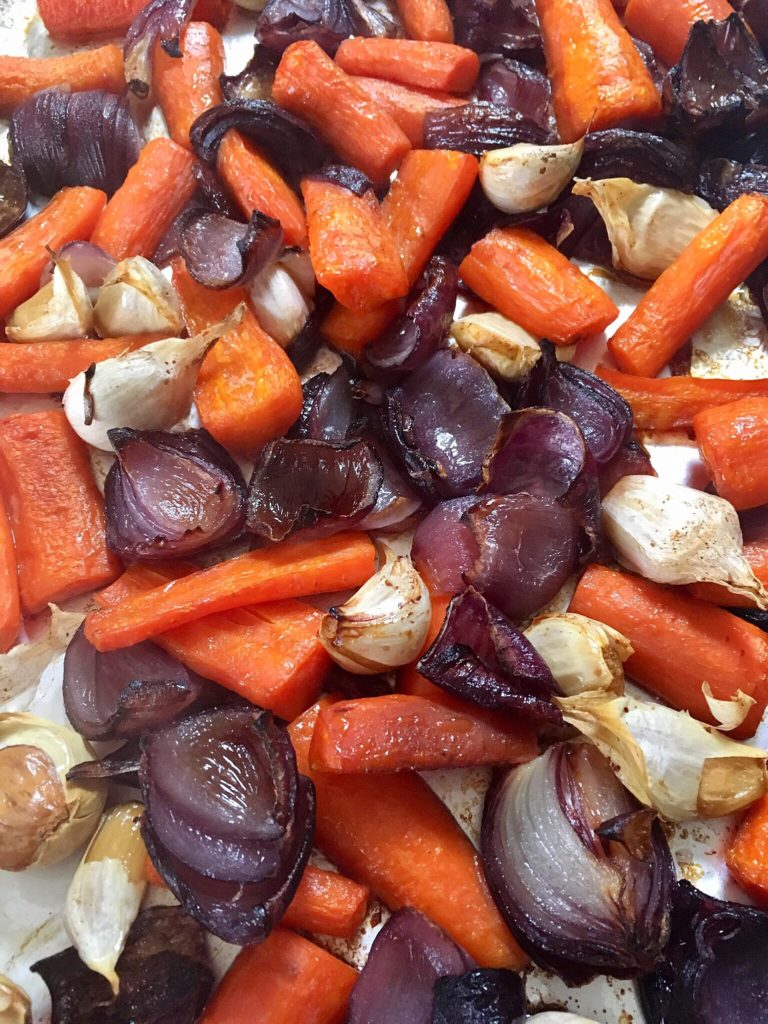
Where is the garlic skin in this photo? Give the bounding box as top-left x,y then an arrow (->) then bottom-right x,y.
524,612 -> 632,696
572,177 -> 718,280
450,312 -> 541,381
0,975 -> 31,1024
6,260 -> 93,342
0,605 -> 84,712
480,138 -> 585,214
320,545 -> 431,675
93,256 -> 183,337
249,262 -> 312,346
702,682 -> 756,733
603,475 -> 768,607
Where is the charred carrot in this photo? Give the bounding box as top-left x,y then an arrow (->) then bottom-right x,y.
199,930 -> 358,1024
322,148 -> 478,356
90,138 -> 198,261
153,22 -> 225,149
217,131 -> 308,247
569,564 -> 768,738
272,41 -> 411,184
624,0 -> 735,66
352,76 -> 467,146
0,46 -> 124,113
38,0 -> 229,39
0,187 -> 106,321
335,38 -> 479,93
0,493 -> 20,653
395,0 -> 454,42
694,397 -> 768,511
0,336 -> 164,394
459,226 -> 619,345
689,538 -> 768,609
302,173 -> 408,312
726,795 -> 768,906
282,866 -> 370,938
608,195 -> 768,378
0,411 -> 116,616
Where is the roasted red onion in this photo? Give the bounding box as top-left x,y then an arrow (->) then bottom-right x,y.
40,240 -> 116,289
220,45 -> 279,102
0,160 -> 27,238
482,742 -> 674,983
452,0 -> 543,63
424,103 -> 554,155
67,741 -> 141,783
357,436 -> 422,531
347,908 -> 474,1024
104,428 -> 246,562
192,162 -> 241,218
289,364 -> 357,442
598,438 -> 655,496
412,497 -> 480,594
737,0 -> 768,54
256,0 -> 399,55
477,57 -> 555,136
417,588 -> 560,722
482,410 -> 588,499
125,0 -> 195,97
432,970 -> 526,1024
178,209 -> 284,289
578,129 -> 699,191
698,157 -> 768,210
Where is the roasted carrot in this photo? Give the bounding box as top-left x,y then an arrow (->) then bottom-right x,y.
693,397 -> 768,511
301,175 -> 408,312
0,411 -> 117,616
322,148 -> 478,355
171,258 -> 247,333
0,187 -> 106,321
282,866 -> 370,938
688,538 -> 768,609
199,930 -> 358,1024
217,131 -> 308,248
624,0 -> 735,66
144,854 -> 165,888
335,38 -> 479,93
272,41 -> 411,184
37,0 -> 229,39
153,22 -> 225,149
0,336 -> 164,394
352,76 -> 467,146
395,0 -> 454,42
90,138 -> 198,261
569,564 -> 768,738
459,226 -> 619,345
84,533 -> 376,652
726,796 -> 768,906
0,493 -> 20,654
0,45 -> 125,113
535,0 -> 661,143
608,194 -> 768,378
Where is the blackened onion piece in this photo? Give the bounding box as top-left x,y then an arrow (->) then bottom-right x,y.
220,45 -> 279,102
698,157 -> 768,210
289,364 -> 357,441
482,410 -> 587,498
178,209 -> 284,289
366,257 -> 458,374
423,103 -> 554,156
725,124 -> 768,163
578,129 -> 699,190
0,160 -> 27,238
477,57 -> 555,136
256,0 -> 399,55
432,970 -> 526,1024
412,497 -> 480,594
482,743 -> 674,985
104,428 -> 247,562
417,588 -> 560,722
736,0 -> 768,54
125,0 -> 195,97
347,908 -> 473,1024
453,0 -> 543,63
598,438 -> 656,496
307,163 -> 373,196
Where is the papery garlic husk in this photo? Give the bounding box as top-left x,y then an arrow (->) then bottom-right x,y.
480,138 -> 585,214
319,544 -> 431,674
63,307 -> 243,451
6,259 -> 93,342
524,612 -> 632,696
702,682 -> 757,732
572,177 -> 718,280
0,712 -> 106,871
450,312 -> 541,381
557,692 -> 768,821
603,475 -> 768,607
0,604 -> 84,712
0,975 -> 31,1024
93,256 -> 183,337
65,802 -> 147,992
249,262 -> 313,347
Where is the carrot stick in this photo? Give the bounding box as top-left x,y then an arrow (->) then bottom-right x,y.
0,411 -> 117,616
153,22 -> 225,149
569,564 -> 768,738
84,533 -> 376,652
171,257 -> 247,333
290,700 -> 527,968
0,46 -> 125,114
37,0 -> 229,39
459,226 -> 619,345
0,336 -> 164,394
624,0 -> 735,67
693,396 -> 768,511
0,187 -> 106,321
272,40 -> 411,184
199,930 -> 358,1024
352,76 -> 467,146
282,866 -> 370,938
90,138 -> 198,261
96,562 -> 331,721
688,538 -> 768,609
0,492 -> 20,654
321,148 -> 478,356
301,175 -> 408,312
217,131 -> 308,248
608,195 -> 768,378
596,364 -> 768,431
726,795 -> 768,906
335,39 -> 480,93
395,0 -> 455,42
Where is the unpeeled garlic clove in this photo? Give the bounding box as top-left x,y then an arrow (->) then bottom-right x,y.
524,612 -> 631,696
480,138 -> 585,214
0,975 -> 31,1024
93,256 -> 183,337
450,312 -> 541,381
6,259 -> 93,342
249,262 -> 313,346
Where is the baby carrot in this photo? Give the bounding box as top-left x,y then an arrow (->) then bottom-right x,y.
694,397 -> 768,511
37,0 -> 146,40
0,493 -> 20,653
395,0 -> 455,42
335,38 -> 480,93
688,538 -> 768,609
0,336 -> 164,394
352,76 -> 468,146
153,22 -> 225,149
726,795 -> 768,906
282,866 -> 370,938
624,0 -> 735,66
0,46 -> 124,113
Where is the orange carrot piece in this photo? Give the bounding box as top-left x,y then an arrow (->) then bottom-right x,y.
624,0 -> 735,67
352,76 -> 467,146
282,866 -> 370,938
693,396 -> 768,511
0,411 -> 117,616
153,22 -> 225,149
37,0 -> 228,39
84,533 -> 376,652
273,41 -> 411,184
459,226 -> 619,345
395,0 -> 455,42
688,538 -> 768,609
322,148 -> 478,355
0,187 -> 106,321
0,492 -> 20,653
144,853 -> 165,888
0,336 -> 164,394
217,130 -> 308,247
608,195 -> 768,378
569,564 -> 768,738
335,38 -> 479,93
536,0 -> 661,143
726,795 -> 768,906
0,46 -> 124,114
90,138 -> 198,261
200,930 -> 357,1024
302,176 -> 408,312
171,257 -> 247,333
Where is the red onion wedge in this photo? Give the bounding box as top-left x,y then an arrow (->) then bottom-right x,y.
452,0 -> 543,62
598,438 -> 655,497
423,103 -> 554,156
0,161 -> 27,239
432,969 -> 526,1024
482,742 -> 674,984
578,129 -> 699,191
40,241 -> 116,290
178,209 -> 284,290
357,437 -> 422,532
125,0 -> 196,98
256,0 -> 400,55
478,57 -> 555,137
289,364 -> 357,442
67,741 -> 141,783
482,409 -> 588,499
412,497 -> 480,594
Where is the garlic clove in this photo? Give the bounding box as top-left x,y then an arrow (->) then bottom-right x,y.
319,544 -> 432,675
6,259 -> 93,342
249,262 -> 313,347
480,138 -> 585,214
0,975 -> 31,1024
277,247 -> 316,300
450,312 -> 541,381
524,612 -> 631,696
93,256 -> 183,338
